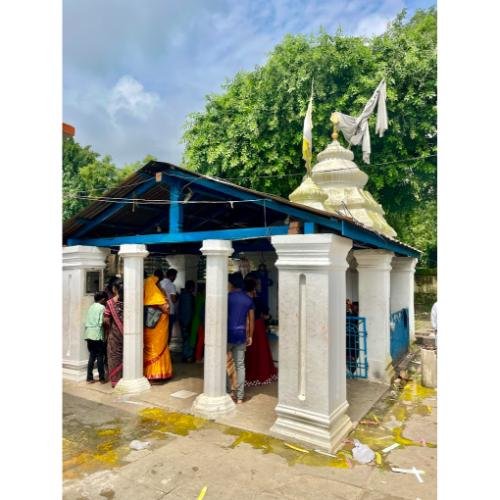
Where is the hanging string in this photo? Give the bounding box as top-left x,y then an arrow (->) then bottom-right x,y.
64,194 -> 270,205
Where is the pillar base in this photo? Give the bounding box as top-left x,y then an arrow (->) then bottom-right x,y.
62,360 -> 87,382
270,402 -> 353,452
114,376 -> 151,395
192,393 -> 235,419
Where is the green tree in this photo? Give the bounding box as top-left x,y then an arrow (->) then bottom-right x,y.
182,8 -> 437,266
63,136 -> 156,220
63,136 -> 105,220
117,154 -> 157,182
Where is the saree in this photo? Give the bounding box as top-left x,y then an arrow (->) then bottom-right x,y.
143,276 -> 173,381
189,292 -> 205,348
104,298 -> 124,388
245,318 -> 277,386
245,297 -> 277,387
190,292 -> 205,362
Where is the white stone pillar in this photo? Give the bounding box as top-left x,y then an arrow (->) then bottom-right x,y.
353,249 -> 394,383
63,246 -> 109,381
192,240 -> 235,418
270,234 -> 353,452
115,244 -> 151,394
390,256 -> 418,342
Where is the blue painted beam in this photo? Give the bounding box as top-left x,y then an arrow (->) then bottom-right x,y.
166,172 -> 418,257
169,180 -> 182,233
341,221 -> 420,258
67,225 -> 290,247
72,178 -> 158,239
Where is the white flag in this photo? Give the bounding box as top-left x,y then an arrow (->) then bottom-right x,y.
336,79 -> 388,163
302,93 -> 313,172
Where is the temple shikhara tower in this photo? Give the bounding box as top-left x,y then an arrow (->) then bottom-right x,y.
290,113 -> 397,238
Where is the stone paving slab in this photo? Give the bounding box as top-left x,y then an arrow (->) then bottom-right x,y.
63,470 -> 166,500
63,353 -> 437,500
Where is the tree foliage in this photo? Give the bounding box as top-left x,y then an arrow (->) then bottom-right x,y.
182,8 -> 437,266
62,136 -> 155,220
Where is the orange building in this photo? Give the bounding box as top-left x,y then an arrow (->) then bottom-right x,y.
63,123 -> 75,138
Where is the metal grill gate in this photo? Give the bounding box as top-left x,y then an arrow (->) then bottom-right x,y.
390,308 -> 410,363
346,316 -> 368,379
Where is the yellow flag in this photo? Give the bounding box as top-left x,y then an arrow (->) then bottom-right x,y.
302,93 -> 313,173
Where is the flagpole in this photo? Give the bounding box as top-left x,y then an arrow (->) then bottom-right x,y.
306,89 -> 312,177
304,77 -> 314,178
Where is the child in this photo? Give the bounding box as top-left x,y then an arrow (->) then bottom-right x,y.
84,291 -> 108,384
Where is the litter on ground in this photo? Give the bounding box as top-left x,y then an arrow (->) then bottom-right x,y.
129,440 -> 150,450
314,449 -> 336,458
170,390 -> 198,399
284,443 -> 309,453
382,443 -> 400,453
391,466 -> 425,483
352,440 -> 375,464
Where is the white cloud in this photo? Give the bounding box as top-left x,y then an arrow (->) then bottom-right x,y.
107,75 -> 160,120
64,0 -> 428,167
354,13 -> 392,37
353,0 -> 406,37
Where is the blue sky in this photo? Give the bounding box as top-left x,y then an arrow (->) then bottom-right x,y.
63,0 -> 435,168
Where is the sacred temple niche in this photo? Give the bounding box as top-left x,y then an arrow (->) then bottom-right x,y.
289,138 -> 397,238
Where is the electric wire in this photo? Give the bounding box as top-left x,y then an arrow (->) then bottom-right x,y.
64,153 -> 436,198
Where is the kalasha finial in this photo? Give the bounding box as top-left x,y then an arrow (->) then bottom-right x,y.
330,111 -> 340,141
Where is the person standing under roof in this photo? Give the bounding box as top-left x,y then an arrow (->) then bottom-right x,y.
143,275 -> 173,382
227,272 -> 254,404
84,291 -> 108,384
159,268 -> 178,346
178,280 -> 196,362
192,282 -> 206,362
103,280 -> 124,388
244,274 -> 277,387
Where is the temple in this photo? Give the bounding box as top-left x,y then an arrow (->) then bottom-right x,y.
63,153 -> 418,451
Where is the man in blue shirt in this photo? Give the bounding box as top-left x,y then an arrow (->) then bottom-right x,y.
227,272 -> 254,403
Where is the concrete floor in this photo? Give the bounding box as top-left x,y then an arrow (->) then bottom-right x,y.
65,359 -> 388,437
63,350 -> 437,499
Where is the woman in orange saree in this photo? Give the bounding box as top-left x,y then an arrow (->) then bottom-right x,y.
143,276 -> 173,381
